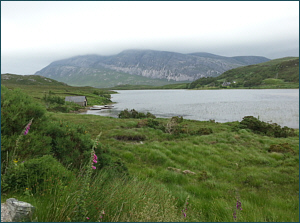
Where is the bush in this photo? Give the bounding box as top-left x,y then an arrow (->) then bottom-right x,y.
192,128 -> 213,136
165,116 -> 186,135
1,132 -> 52,163
1,86 -> 49,167
118,109 -> 156,119
137,118 -> 165,131
1,86 -> 46,136
41,120 -> 93,168
146,112 -> 156,119
146,118 -> 161,128
118,109 -> 131,118
1,155 -> 74,193
239,116 -> 296,138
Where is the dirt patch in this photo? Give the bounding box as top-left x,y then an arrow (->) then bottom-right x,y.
114,135 -> 146,141
268,143 -> 295,154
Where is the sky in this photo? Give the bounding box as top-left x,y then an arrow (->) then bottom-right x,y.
1,1 -> 299,75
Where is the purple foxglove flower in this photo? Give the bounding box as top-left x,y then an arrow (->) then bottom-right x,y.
92,166 -> 96,169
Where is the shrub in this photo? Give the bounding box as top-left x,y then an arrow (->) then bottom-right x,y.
41,120 -> 93,168
1,155 -> 74,193
118,109 -> 156,119
137,118 -> 164,131
239,116 -> 296,138
146,118 -> 161,129
1,86 -> 49,166
146,112 -> 156,119
170,116 -> 184,123
165,116 -> 186,135
87,139 -> 129,175
2,132 -> 52,162
118,109 -> 131,118
1,86 -> 46,136
192,128 -> 213,136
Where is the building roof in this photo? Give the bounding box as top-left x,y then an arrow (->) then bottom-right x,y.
65,96 -> 87,103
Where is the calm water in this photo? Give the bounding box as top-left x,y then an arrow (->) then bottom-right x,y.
83,89 -> 299,128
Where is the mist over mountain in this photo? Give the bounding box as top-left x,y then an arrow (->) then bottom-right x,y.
35,49 -> 270,88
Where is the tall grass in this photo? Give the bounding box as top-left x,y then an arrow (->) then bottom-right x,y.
5,169 -> 184,222
51,113 -> 298,222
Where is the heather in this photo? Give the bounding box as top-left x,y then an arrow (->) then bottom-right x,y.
1,85 -> 299,222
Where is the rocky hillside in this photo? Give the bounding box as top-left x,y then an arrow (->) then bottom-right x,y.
35,49 -> 269,88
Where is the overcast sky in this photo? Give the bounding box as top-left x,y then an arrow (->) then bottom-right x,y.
1,1 -> 299,75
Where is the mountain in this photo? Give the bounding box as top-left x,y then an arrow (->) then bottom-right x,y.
35,49 -> 270,88
187,57 -> 299,89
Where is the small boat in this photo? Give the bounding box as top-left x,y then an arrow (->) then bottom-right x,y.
90,106 -> 102,110
90,105 -> 114,110
101,105 -> 114,109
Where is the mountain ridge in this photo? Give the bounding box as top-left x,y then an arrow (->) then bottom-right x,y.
35,49 -> 270,88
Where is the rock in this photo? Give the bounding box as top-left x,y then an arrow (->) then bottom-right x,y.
1,203 -> 12,222
6,198 -> 35,222
167,167 -> 182,173
182,170 -> 196,175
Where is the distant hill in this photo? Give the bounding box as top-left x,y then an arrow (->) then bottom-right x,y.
34,49 -> 269,88
187,57 -> 299,89
1,73 -> 68,86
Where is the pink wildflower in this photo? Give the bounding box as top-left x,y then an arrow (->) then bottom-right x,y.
86,217 -> 90,220
92,153 -> 98,164
24,121 -> 32,135
92,165 -> 96,169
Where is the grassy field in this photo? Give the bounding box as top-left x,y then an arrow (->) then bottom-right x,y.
34,112 -> 299,221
